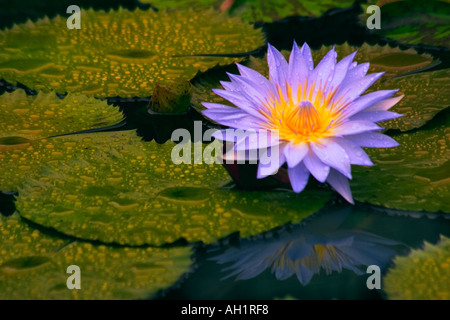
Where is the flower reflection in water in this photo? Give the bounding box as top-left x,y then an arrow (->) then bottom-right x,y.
211,207 -> 401,285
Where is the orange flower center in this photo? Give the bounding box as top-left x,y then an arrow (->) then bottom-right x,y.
260,81 -> 348,144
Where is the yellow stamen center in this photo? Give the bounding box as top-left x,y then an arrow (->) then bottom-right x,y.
260,81 -> 348,144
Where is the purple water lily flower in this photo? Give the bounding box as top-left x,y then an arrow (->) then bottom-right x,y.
202,42 -> 403,203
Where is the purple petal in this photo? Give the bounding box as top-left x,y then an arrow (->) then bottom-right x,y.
284,142 -> 308,168
329,51 -> 357,90
336,120 -> 383,136
345,132 -> 400,148
311,140 -> 352,179
300,42 -> 314,72
365,95 -> 404,112
326,169 -> 354,204
335,137 -> 373,166
343,62 -> 370,85
343,89 -> 398,118
212,88 -> 266,120
202,102 -> 236,111
267,44 -> 289,97
288,41 -> 310,101
226,73 -> 271,109
202,109 -> 262,130
288,162 -> 310,193
310,47 -> 337,92
335,72 -> 385,104
350,110 -> 402,123
234,130 -> 281,150
303,151 -> 330,183
223,148 -> 259,163
236,63 -> 276,95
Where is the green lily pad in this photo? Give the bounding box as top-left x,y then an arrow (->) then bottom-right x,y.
351,125 -> 449,213
0,90 -> 123,142
0,130 -> 143,192
192,43 -> 445,131
383,235 -> 450,300
16,139 -> 330,246
369,68 -> 450,131
142,0 -> 354,22
0,214 -> 192,300
0,8 -> 264,98
360,0 -> 450,47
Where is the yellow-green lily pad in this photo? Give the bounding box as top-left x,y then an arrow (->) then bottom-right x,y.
0,130 -> 141,192
0,8 -> 265,98
351,125 -> 449,213
369,68 -> 450,131
360,0 -> 450,48
0,90 -> 123,142
0,214 -> 192,300
192,43 -> 445,132
16,139 -> 330,246
142,0 -> 354,23
383,235 -> 450,300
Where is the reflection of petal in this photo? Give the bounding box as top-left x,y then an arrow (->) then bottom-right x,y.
211,210 -> 401,286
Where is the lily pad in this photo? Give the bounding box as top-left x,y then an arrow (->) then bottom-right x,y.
368,68 -> 450,131
0,130 -> 142,192
360,0 -> 450,48
383,235 -> 450,300
192,43 -> 446,131
142,0 -> 354,22
0,8 -> 265,98
0,214 -> 192,300
16,139 -> 330,246
351,125 -> 449,213
0,90 -> 123,141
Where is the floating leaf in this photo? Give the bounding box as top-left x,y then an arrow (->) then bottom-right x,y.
0,214 -> 192,300
361,0 -> 450,47
0,130 -> 142,192
383,235 -> 450,300
16,139 -> 330,246
368,68 -> 450,131
0,90 -> 123,142
351,125 -> 449,213
0,8 -> 265,98
143,0 -> 354,22
192,43 -> 444,131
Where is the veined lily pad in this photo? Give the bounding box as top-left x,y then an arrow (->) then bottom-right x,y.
0,214 -> 192,300
142,0 -> 354,22
0,8 -> 265,98
16,139 -> 330,246
192,43 -> 446,131
0,90 -> 123,142
383,235 -> 450,300
360,0 -> 450,47
351,125 -> 449,213
0,130 -> 142,192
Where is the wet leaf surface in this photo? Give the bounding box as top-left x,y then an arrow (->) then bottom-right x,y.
384,235 -> 450,300
16,139 -> 330,245
351,125 -> 450,213
0,8 -> 265,98
0,214 -> 192,300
